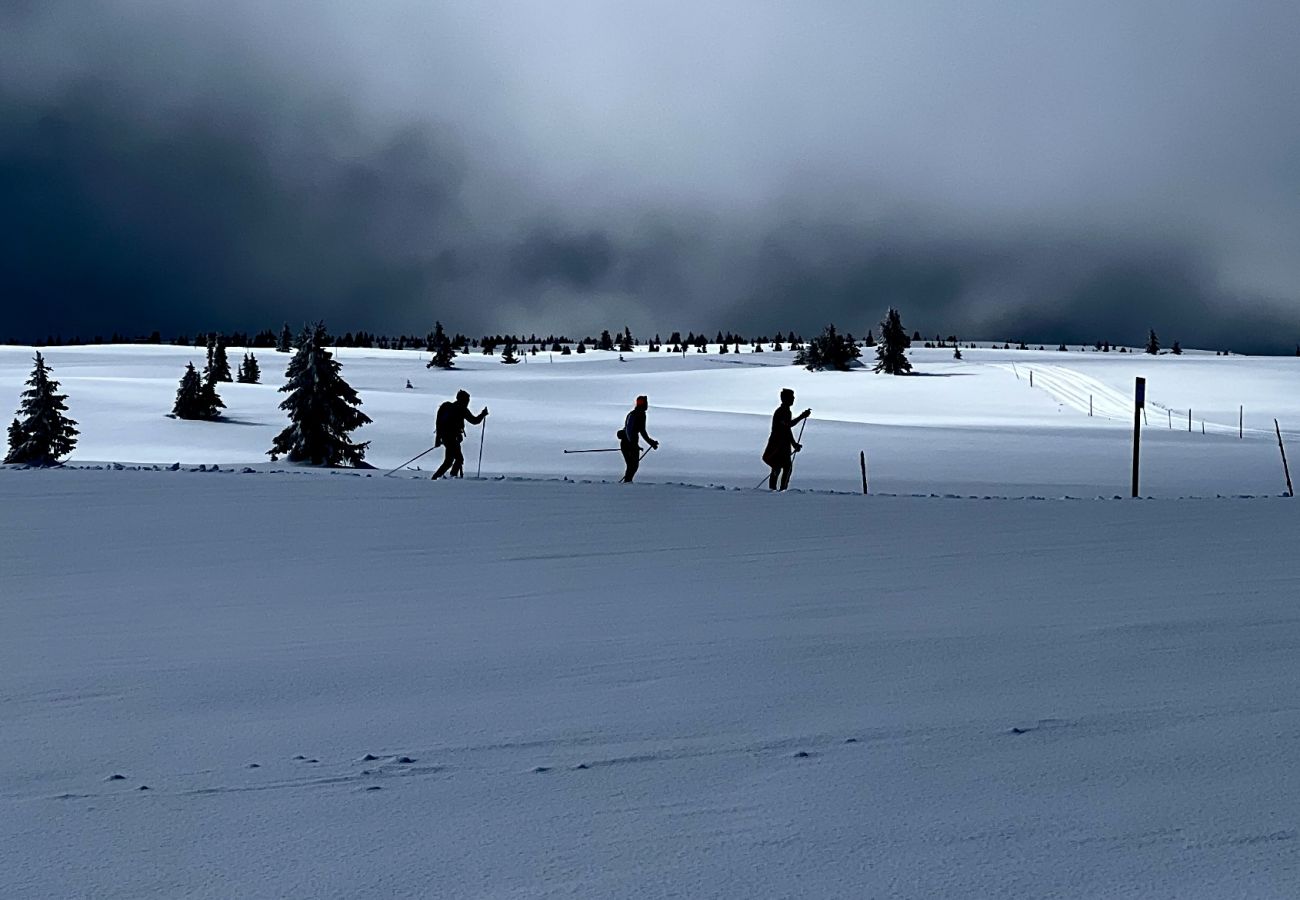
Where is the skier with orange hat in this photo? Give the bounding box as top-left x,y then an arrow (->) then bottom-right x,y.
617,395 -> 659,483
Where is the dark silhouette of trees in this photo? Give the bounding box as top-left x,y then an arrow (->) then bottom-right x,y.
4,353 -> 79,465
268,323 -> 371,466
236,352 -> 261,384
874,308 -> 913,375
173,362 -> 225,420
795,324 -> 861,371
427,321 -> 456,369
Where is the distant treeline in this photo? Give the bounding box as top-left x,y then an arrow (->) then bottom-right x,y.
7,325 -> 1278,357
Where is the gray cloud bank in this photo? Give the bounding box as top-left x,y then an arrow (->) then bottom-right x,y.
2,0 -> 1299,350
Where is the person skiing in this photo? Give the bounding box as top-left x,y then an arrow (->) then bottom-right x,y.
432,389 -> 488,479
763,388 -> 811,491
617,395 -> 658,483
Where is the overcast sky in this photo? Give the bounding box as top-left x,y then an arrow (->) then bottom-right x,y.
3,0 -> 1299,349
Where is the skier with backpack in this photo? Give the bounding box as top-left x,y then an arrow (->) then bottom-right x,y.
762,388 -> 811,491
617,395 -> 659,483
432,389 -> 488,479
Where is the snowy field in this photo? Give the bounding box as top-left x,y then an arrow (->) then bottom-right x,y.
3,344 -> 1300,898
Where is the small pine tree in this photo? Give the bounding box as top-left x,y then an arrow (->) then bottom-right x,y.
576,341 -> 587,354
206,335 -> 233,381
794,324 -> 861,371
276,324 -> 293,353
501,341 -> 520,364
268,322 -> 371,466
953,346 -> 963,360
173,362 -> 225,420
874,308 -> 914,375
1171,341 -> 1182,355
426,321 -> 456,369
236,352 -> 261,384
864,331 -> 876,348
4,352 -> 79,465
599,330 -> 614,351
618,327 -> 633,353
1145,330 -> 1160,355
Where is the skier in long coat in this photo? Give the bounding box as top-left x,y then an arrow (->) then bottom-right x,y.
762,388 -> 811,491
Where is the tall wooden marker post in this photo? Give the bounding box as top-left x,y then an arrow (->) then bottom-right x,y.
1132,377 -> 1146,498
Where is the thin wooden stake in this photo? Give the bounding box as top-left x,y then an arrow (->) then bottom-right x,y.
860,451 -> 868,495
1132,377 -> 1145,498
1276,419 -> 1294,497
1240,405 -> 1243,439
1089,394 -> 1093,417
1188,409 -> 1192,432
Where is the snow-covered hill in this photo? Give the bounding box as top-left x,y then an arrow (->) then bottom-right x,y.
3,344 -> 1299,898
1,343 -> 1297,496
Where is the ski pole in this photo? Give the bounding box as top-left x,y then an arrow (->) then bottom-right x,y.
787,417 -> 808,481
563,448 -> 621,454
383,445 -> 436,477
476,417 -> 486,479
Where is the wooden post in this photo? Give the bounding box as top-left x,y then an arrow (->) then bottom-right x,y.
1089,394 -> 1093,417
1029,370 -> 1033,388
1132,377 -> 1145,498
1167,409 -> 1172,429
1240,406 -> 1243,439
1201,421 -> 1205,435
1188,409 -> 1192,433
860,451 -> 868,495
1276,420 -> 1294,497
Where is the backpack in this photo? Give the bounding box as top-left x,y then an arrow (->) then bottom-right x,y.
435,401 -> 460,446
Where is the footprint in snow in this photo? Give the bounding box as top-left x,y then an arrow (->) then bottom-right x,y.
106,774 -> 126,781
793,751 -> 812,759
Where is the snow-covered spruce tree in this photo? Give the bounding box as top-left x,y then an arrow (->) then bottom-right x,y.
426,321 -> 456,369
206,335 -> 233,381
236,352 -> 261,384
4,352 -> 79,466
173,362 -> 225,420
1145,330 -> 1160,355
276,324 -> 293,353
794,324 -> 860,372
500,341 -> 520,364
268,323 -> 371,466
874,308 -> 913,375
1171,341 -> 1182,356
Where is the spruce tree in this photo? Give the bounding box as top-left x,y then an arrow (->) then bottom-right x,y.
1171,341 -> 1182,355
618,327 -> 634,353
206,335 -> 233,381
874,308 -> 914,375
237,352 -> 262,384
276,324 -> 293,353
576,341 -> 587,354
268,322 -> 371,466
4,352 -> 79,465
173,362 -> 225,420
794,324 -> 861,371
1145,330 -> 1160,355
501,341 -> 520,364
599,330 -> 614,351
426,321 -> 456,369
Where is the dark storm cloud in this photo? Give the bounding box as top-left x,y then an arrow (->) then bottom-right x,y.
2,1 -> 1299,350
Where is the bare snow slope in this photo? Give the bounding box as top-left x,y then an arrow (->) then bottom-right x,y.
4,470 -> 1300,898
1,344 -> 1297,496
